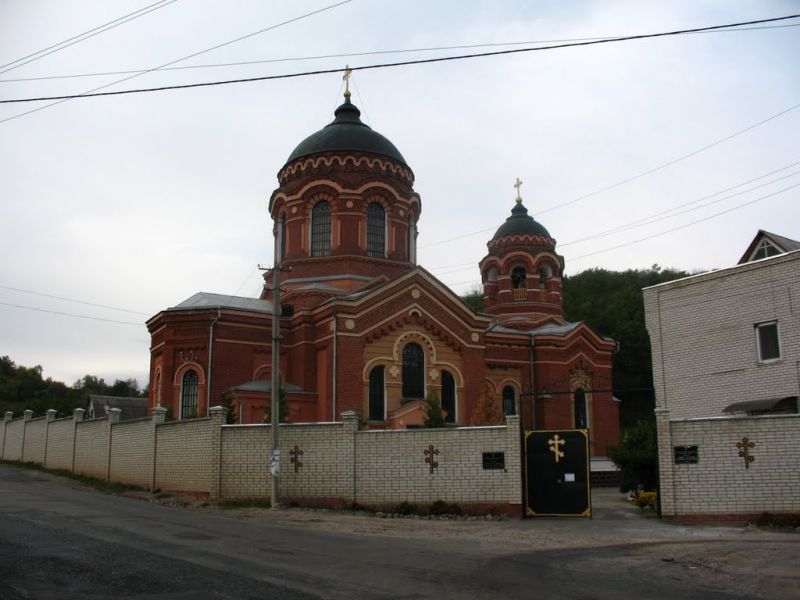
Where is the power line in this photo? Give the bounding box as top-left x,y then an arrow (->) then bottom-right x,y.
0,0 -> 179,76
419,101 -> 800,249
569,182 -> 800,262
0,0 -> 354,125
3,23 -> 796,84
0,301 -> 144,325
0,284 -> 151,315
1,14 -> 796,109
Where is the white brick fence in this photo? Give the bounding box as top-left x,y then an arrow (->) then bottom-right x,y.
0,407 -> 523,515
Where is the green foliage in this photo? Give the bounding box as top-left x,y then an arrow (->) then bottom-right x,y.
429,500 -> 462,516
607,419 -> 658,492
422,389 -> 445,428
395,501 -> 420,515
562,266 -> 689,428
0,355 -> 146,418
263,386 -> 289,423
635,491 -> 658,510
460,285 -> 485,313
754,512 -> 800,529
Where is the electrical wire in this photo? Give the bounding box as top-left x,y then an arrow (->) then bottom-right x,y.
0,301 -> 144,325
4,23 -> 795,84
0,0 -> 354,125
419,101 -> 800,249
0,284 -> 151,315
1,14 -> 796,108
0,0 -> 179,76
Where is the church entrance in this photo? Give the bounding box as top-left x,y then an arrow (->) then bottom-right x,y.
523,429 -> 591,517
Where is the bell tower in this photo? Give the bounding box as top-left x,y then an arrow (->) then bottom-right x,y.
479,179 -> 564,328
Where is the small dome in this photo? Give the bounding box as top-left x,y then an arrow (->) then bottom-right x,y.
492,202 -> 551,240
285,96 -> 407,166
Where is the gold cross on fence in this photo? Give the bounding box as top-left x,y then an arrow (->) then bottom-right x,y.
424,444 -> 439,474
548,434 -> 565,463
736,437 -> 755,469
290,445 -> 304,472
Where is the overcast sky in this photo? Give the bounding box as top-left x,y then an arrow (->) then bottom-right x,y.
1,0 -> 798,387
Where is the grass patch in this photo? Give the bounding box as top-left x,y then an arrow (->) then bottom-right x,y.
1,459 -> 146,494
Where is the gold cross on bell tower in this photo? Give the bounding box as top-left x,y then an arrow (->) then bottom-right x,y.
343,65 -> 352,98
514,177 -> 523,204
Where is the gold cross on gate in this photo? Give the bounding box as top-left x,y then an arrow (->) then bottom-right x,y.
514,177 -> 523,204
736,437 -> 755,469
548,434 -> 566,463
290,445 -> 304,472
343,65 -> 352,97
424,444 -> 439,474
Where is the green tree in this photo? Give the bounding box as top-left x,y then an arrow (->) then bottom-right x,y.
422,389 -> 445,428
607,419 -> 658,492
460,285 -> 484,313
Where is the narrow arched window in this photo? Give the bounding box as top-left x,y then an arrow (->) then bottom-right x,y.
310,201 -> 331,256
368,366 -> 385,421
180,370 -> 199,419
502,385 -> 517,416
574,388 -> 588,429
441,370 -> 456,424
407,215 -> 416,264
511,266 -> 527,289
367,202 -> 385,257
279,213 -> 287,261
402,342 -> 424,400
539,263 -> 552,288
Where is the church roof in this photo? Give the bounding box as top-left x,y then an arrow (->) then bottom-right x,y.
169,292 -> 273,314
285,96 -> 407,166
87,395 -> 149,420
738,229 -> 800,264
492,201 -> 551,240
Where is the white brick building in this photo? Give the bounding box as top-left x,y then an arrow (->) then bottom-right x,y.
643,247 -> 800,522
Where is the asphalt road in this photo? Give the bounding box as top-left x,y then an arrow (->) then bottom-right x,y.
0,465 -> 797,599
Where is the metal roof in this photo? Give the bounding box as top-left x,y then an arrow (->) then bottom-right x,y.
168,292 -> 273,314
87,395 -> 149,420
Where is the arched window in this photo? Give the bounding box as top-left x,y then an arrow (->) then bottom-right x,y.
441,370 -> 456,424
368,366 -> 385,421
574,388 -> 589,429
278,213 -> 287,261
487,266 -> 499,282
407,215 -> 416,263
402,342 -> 424,400
539,263 -> 552,288
180,370 -> 199,419
366,202 -> 385,257
502,385 -> 517,416
511,266 -> 527,289
310,201 -> 332,256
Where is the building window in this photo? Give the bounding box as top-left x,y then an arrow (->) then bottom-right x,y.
751,239 -> 781,261
441,370 -> 456,423
574,388 -> 589,429
539,263 -> 552,288
408,216 -> 416,263
756,321 -> 780,362
502,385 -> 516,416
368,366 -> 385,421
310,201 -> 332,256
180,370 -> 199,419
402,342 -> 424,400
511,266 -> 527,288
366,202 -> 386,257
278,213 -> 287,261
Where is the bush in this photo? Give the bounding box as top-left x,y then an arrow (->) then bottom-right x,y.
754,512 -> 800,528
607,419 -> 658,492
422,390 -> 445,428
635,491 -> 657,510
429,500 -> 462,516
395,501 -> 419,515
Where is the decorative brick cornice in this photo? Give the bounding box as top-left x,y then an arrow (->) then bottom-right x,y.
279,154 -> 414,185
487,233 -> 555,252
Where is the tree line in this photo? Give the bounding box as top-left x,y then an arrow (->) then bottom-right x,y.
0,355 -> 147,419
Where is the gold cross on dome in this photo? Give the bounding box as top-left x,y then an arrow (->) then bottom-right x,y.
343,65 -> 352,97
514,178 -> 523,204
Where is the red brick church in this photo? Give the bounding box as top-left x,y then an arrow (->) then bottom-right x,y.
146,89 -> 619,457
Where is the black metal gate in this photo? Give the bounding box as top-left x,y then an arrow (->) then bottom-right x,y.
524,429 -> 591,517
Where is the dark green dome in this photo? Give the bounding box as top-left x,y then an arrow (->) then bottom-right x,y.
285,96 -> 407,166
492,202 -> 551,240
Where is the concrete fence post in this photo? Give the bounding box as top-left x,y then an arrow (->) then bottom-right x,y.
654,408 -> 674,517
20,410 -> 33,461
43,409 -> 57,468
71,408 -> 85,473
208,406 -> 228,500
151,407 -> 167,489
341,410 -> 360,504
107,408 -> 121,481
1,412 -> 12,460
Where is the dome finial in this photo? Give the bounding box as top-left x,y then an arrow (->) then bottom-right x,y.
343,65 -> 352,99
513,177 -> 523,204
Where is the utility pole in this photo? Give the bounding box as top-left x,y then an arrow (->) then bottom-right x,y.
259,262 -> 289,510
